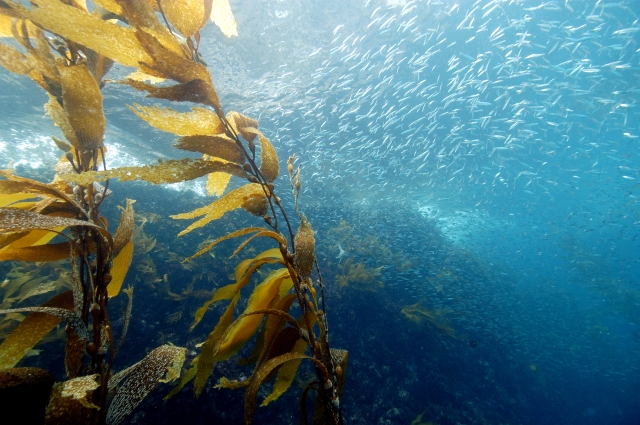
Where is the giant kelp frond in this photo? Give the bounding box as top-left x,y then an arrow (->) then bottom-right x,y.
171,184 -> 267,236
0,290 -> 73,369
61,158 -> 245,186
244,352 -> 326,425
128,104 -> 225,136
106,345 -> 186,425
183,226 -> 285,262
190,248 -> 284,330
0,305 -> 88,341
0,207 -> 111,246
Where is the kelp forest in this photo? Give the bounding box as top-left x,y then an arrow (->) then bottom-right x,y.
0,1 -> 348,424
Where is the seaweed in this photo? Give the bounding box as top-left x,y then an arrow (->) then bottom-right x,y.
0,1 -> 346,424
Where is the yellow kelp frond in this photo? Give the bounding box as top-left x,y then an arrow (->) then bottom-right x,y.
234,247 -> 283,283
258,133 -> 279,183
125,70 -> 165,84
61,158 -> 245,185
400,303 -> 456,338
244,353 -> 323,425
183,227 -> 284,262
293,215 -> 315,280
122,78 -> 220,107
226,111 -> 259,141
172,183 -> 264,236
159,0 -> 212,38
211,0 -> 238,37
134,29 -> 215,88
117,0 -> 188,59
229,230 -> 286,258
112,199 -> 136,256
193,292 -> 238,397
0,290 -> 73,369
107,240 -> 134,297
93,0 -> 123,17
45,374 -> 100,424
45,96 -> 81,151
0,241 -> 71,262
106,345 -> 186,425
190,248 -> 283,330
129,104 -> 225,136
0,207 -> 105,237
0,193 -> 38,208
217,268 -> 293,360
0,41 -> 35,75
0,170 -> 80,211
58,63 -> 105,151
206,171 -> 232,196
261,338 -> 307,407
336,259 -> 384,291
4,0 -> 151,69
173,135 -> 245,163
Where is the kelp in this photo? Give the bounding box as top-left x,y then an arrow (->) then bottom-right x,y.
336,258 -> 384,292
401,303 -> 457,338
61,158 -> 245,185
0,0 -> 346,424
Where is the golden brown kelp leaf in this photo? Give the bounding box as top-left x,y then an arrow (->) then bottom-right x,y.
182,226 -> 268,262
330,348 -> 348,398
245,353 -> 322,425
0,290 -> 73,369
107,240 -> 133,297
0,170 -> 80,210
226,111 -> 259,141
122,78 -> 220,106
217,268 -> 293,360
258,133 -> 279,183
0,241 -> 70,262
0,207 -> 105,237
193,292 -> 239,397
172,183 -> 265,236
112,199 -> 135,256
86,49 -> 114,84
61,158 -> 245,185
116,0 -> 187,58
0,41 -> 34,75
229,230 -> 287,258
45,95 -> 81,149
45,375 -> 100,425
93,0 -> 123,17
206,171 -> 232,196
129,103 -> 225,136
0,367 -> 55,425
133,29 -> 215,92
106,345 -> 186,425
114,287 -> 133,355
190,248 -> 283,329
4,0 -> 152,69
58,63 -> 105,151
261,338 -> 307,407
159,0 -> 212,38
0,306 -> 88,341
64,328 -> 85,379
211,0 -> 238,37
294,215 -> 315,280
254,294 -> 297,362
174,135 -> 245,163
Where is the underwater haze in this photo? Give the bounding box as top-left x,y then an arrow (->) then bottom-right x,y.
1,0 -> 640,424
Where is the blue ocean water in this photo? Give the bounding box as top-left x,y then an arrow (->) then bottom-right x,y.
0,0 -> 639,424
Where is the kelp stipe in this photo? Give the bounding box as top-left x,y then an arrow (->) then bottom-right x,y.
0,1 -> 346,424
